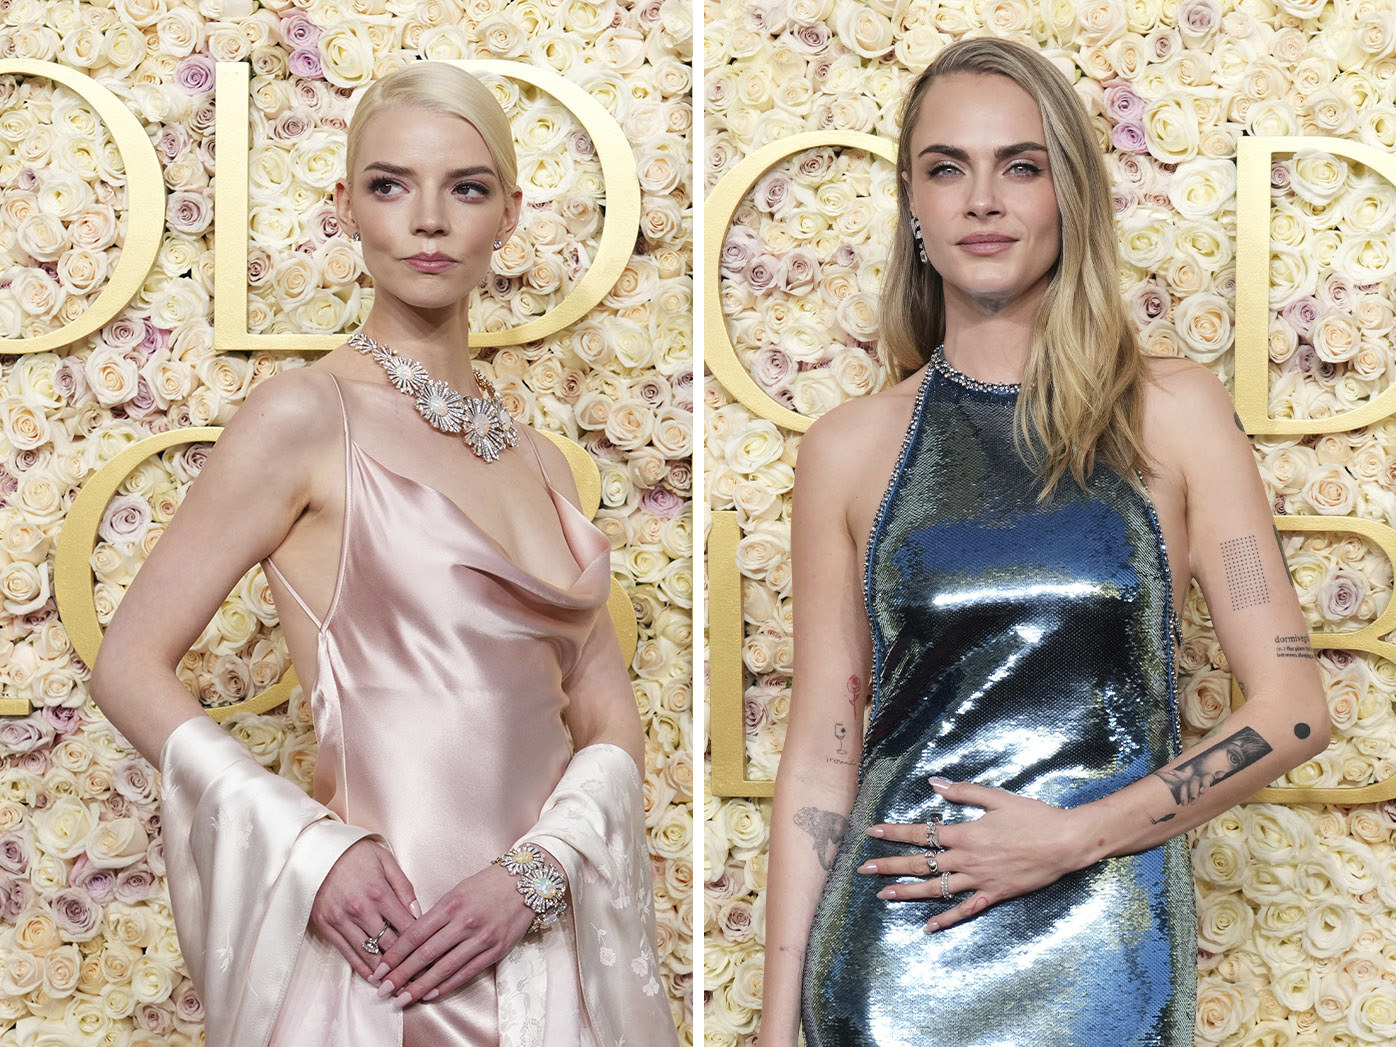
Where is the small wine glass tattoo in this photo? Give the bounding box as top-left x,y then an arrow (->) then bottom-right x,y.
834,722 -> 848,755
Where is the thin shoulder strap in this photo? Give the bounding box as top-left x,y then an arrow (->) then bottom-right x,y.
521,426 -> 552,487
262,556 -> 321,630
325,372 -> 352,441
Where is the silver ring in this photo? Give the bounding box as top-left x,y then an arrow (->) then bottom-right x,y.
926,852 -> 939,875
362,922 -> 391,955
940,871 -> 953,899
926,820 -> 940,850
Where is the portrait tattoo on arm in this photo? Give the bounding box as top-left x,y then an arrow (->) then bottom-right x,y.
1221,535 -> 1270,611
1154,726 -> 1273,806
793,806 -> 848,871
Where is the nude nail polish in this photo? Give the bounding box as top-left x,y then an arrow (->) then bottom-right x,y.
857,862 -> 877,873
371,962 -> 389,982
392,991 -> 411,1009
410,900 -> 422,919
866,827 -> 885,837
423,989 -> 439,1002
376,980 -> 395,999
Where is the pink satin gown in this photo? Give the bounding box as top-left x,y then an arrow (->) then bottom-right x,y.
262,374 -> 611,1045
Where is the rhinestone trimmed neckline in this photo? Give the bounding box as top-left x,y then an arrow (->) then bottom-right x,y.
930,346 -> 1022,395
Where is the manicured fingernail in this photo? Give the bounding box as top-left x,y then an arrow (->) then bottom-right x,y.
866,827 -> 885,837
926,921 -> 940,933
376,980 -> 395,999
392,990 -> 411,1009
409,900 -> 422,918
929,777 -> 952,787
877,887 -> 896,899
423,989 -> 439,1002
371,963 -> 389,981
857,862 -> 877,873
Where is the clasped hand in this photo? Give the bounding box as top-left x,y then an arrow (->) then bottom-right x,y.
857,779 -> 1085,932
310,839 -> 541,1007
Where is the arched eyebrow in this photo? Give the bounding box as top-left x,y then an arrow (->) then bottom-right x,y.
916,142 -> 1048,161
364,161 -> 499,180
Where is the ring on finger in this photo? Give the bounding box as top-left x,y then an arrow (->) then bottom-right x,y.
925,819 -> 941,850
926,852 -> 939,875
362,921 -> 392,955
940,871 -> 954,899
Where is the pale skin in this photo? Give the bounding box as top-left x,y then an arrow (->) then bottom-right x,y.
90,106 -> 643,1010
757,73 -> 1330,1045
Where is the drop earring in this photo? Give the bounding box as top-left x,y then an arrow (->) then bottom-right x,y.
910,216 -> 927,264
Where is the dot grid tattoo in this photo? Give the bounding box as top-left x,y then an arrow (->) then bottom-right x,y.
1221,535 -> 1269,611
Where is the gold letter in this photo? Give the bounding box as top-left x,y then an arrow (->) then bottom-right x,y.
1234,136 -> 1396,434
705,132 -> 894,433
708,510 -> 773,796
0,61 -> 163,355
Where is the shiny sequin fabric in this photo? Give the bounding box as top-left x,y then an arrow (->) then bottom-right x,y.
801,354 -> 1195,1047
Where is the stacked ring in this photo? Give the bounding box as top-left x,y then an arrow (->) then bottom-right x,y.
925,820 -> 941,850
940,871 -> 953,899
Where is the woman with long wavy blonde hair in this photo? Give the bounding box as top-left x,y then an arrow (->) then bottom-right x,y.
759,37 -> 1327,1047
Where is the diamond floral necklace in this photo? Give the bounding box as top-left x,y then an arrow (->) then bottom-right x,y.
348,331 -> 518,463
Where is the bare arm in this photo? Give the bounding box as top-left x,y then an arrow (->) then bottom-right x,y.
758,413 -> 869,1047
89,370 -> 340,764
1064,364 -> 1329,857
547,437 -> 646,773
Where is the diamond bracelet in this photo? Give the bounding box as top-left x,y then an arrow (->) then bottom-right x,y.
491,843 -> 568,933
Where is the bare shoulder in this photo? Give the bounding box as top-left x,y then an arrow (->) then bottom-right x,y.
220,365 -> 346,456
799,367 -> 927,481
1140,356 -> 1238,448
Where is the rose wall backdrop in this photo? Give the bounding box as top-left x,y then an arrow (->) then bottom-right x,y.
0,0 -> 694,1042
705,1 -> 1396,1044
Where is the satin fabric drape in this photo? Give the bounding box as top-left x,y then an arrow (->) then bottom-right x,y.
160,719 -> 677,1047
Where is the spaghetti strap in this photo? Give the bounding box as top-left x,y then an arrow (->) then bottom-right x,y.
262,556 -> 321,630
521,426 -> 552,487
262,372 -> 354,634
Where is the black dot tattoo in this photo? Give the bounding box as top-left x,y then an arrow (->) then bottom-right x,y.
1294,723 -> 1311,739
1221,535 -> 1269,611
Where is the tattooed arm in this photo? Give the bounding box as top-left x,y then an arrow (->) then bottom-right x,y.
757,405 -> 875,1047
1059,361 -> 1329,862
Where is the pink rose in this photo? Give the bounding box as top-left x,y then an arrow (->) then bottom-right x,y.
49,887 -> 102,941
98,493 -> 153,544
1111,122 -> 1148,154
720,226 -> 759,277
0,831 -> 29,875
176,54 -> 215,93
115,864 -> 156,903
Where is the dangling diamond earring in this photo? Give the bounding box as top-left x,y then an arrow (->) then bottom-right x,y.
350,231 -> 360,242
493,239 -> 503,250
910,216 -> 927,264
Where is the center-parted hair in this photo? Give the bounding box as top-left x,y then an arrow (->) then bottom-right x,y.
881,37 -> 1151,498
345,62 -> 518,194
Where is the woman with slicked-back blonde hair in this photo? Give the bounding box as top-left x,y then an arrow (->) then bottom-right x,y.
92,62 -> 677,1047
760,36 -> 1327,1047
